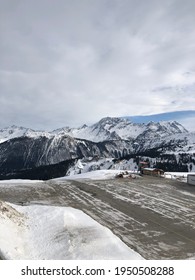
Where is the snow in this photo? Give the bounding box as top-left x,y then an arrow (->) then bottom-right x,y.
0,179 -> 43,184
143,131 -> 195,154
0,126 -> 29,144
55,166 -> 195,184
0,126 -> 52,144
1,117 -> 188,144
53,118 -> 146,142
65,158 -> 139,178
0,201 -> 143,260
54,167 -> 139,181
164,172 -> 195,182
54,170 -> 124,181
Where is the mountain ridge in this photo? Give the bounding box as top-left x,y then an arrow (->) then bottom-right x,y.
0,117 -> 194,180
0,117 -> 188,144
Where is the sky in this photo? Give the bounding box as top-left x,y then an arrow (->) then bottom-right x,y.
125,110 -> 195,131
0,0 -> 195,130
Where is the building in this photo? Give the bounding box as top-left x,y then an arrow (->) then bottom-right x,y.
142,168 -> 164,177
139,161 -> 149,173
187,174 -> 195,186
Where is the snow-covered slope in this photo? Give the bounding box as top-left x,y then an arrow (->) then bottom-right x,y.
0,125 -> 30,144
138,120 -> 188,139
139,131 -> 195,154
54,117 -> 142,141
0,125 -> 51,144
0,201 -> 143,260
0,133 -> 134,175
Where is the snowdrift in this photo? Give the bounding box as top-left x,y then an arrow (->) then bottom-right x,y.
0,201 -> 143,260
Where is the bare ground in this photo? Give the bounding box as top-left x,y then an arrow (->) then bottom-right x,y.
0,175 -> 195,259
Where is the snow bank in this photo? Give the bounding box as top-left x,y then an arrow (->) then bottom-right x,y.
0,201 -> 143,260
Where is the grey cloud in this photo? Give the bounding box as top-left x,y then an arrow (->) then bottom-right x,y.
0,0 -> 195,129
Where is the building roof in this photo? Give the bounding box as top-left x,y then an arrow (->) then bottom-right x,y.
143,168 -> 164,172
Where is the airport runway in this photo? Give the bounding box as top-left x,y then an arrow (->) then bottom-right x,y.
0,176 -> 195,259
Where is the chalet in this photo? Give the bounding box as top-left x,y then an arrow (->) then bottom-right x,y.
142,168 -> 164,177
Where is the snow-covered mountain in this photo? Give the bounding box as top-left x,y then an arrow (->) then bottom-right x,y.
52,117 -> 188,142
0,117 -> 194,180
0,125 -> 51,144
0,133 -> 133,175
0,117 -> 187,144
138,131 -> 195,154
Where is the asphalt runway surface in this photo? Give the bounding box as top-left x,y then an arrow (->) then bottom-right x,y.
0,176 -> 195,259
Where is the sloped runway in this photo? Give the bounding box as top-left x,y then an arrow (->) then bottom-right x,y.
0,176 -> 195,259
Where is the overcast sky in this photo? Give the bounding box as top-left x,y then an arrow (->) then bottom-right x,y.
0,0 -> 195,130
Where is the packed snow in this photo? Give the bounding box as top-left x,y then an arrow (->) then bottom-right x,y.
0,201 -> 143,260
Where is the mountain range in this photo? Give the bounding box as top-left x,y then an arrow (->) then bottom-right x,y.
0,117 -> 195,180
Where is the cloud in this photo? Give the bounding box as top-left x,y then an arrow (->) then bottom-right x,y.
0,0 -> 195,129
